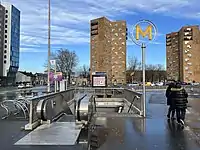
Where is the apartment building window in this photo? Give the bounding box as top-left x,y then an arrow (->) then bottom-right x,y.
5,20 -> 7,23
184,41 -> 189,45
5,40 -> 7,43
4,55 -> 6,58
5,35 -> 7,38
6,10 -> 8,13
5,15 -> 8,18
5,45 -> 7,48
115,33 -> 118,36
4,60 -> 6,64
4,50 -> 7,53
5,30 -> 7,33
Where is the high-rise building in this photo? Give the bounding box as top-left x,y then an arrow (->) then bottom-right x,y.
90,17 -> 127,84
0,5 -> 5,80
166,25 -> 200,82
0,3 -> 20,85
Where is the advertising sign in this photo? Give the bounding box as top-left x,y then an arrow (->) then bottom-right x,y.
49,72 -> 63,82
92,75 -> 107,87
55,72 -> 63,81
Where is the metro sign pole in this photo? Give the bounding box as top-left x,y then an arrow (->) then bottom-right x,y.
130,20 -> 157,117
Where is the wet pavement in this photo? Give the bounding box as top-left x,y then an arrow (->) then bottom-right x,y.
90,91 -> 200,150
0,91 -> 200,150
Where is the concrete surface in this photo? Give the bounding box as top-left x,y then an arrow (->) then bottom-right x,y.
0,91 -> 200,150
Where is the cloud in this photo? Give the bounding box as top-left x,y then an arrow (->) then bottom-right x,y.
2,0 -> 199,53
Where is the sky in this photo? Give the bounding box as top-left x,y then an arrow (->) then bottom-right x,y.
2,0 -> 200,73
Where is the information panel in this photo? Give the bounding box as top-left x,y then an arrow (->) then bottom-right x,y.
92,75 -> 107,87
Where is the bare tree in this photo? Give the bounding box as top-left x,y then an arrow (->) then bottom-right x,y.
44,48 -> 79,84
56,48 -> 78,84
76,64 -> 90,83
128,56 -> 140,71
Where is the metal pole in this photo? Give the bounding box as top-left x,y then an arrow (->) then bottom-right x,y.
142,43 -> 146,117
54,61 -> 57,93
47,0 -> 51,92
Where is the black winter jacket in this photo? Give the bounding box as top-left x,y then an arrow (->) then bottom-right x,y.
165,84 -> 174,105
169,87 -> 188,109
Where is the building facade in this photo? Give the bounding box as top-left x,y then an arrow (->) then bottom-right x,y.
0,5 -> 5,81
90,17 -> 127,84
0,3 -> 20,85
166,25 -> 200,82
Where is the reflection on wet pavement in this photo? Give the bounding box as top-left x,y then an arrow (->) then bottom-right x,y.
90,91 -> 200,150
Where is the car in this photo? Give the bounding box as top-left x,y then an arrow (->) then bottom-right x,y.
156,82 -> 164,86
26,83 -> 33,88
128,83 -> 139,86
18,84 -> 25,89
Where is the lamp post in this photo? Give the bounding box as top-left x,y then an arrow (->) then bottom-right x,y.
47,0 -> 51,92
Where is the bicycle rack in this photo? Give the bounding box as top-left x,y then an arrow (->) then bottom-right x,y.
0,98 -> 30,120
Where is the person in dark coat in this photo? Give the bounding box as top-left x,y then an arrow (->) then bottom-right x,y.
169,82 -> 188,125
166,82 -> 175,119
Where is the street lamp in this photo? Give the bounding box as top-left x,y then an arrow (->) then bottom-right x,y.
47,0 -> 51,92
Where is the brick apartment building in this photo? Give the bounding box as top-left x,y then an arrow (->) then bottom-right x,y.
90,17 -> 128,84
166,25 -> 200,82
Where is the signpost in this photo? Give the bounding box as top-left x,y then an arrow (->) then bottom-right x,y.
130,20 -> 157,117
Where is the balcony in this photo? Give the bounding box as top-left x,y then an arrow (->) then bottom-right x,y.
91,30 -> 98,36
166,35 -> 171,39
184,28 -> 192,32
184,36 -> 192,41
184,32 -> 192,36
184,41 -> 189,44
91,20 -> 98,26
166,42 -> 171,46
166,39 -> 171,42
185,58 -> 189,62
187,45 -> 191,48
91,25 -> 98,30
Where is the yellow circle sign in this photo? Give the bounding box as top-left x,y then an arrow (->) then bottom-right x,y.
130,20 -> 157,46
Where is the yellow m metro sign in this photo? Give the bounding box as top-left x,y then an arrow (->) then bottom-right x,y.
136,25 -> 152,40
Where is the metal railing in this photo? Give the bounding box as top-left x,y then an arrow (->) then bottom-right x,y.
74,87 -> 144,116
25,88 -> 75,130
0,98 -> 30,120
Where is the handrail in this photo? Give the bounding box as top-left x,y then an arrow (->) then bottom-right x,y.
128,95 -> 140,113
